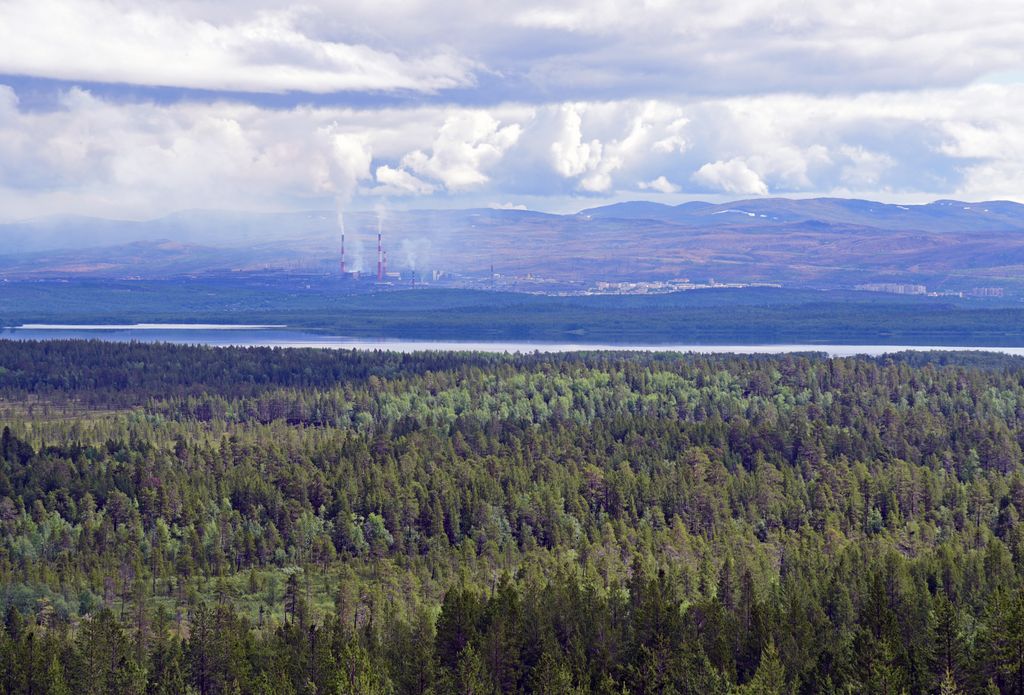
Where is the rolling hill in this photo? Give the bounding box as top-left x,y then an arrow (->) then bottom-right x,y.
1,198 -> 1023,292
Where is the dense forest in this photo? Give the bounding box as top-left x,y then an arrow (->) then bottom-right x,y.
4,341 -> 1024,693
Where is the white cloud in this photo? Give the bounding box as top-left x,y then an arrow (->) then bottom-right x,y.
551,106 -> 603,178
653,117 -> 689,154
510,0 -> 1024,97
940,119 -> 1024,161
579,115 -> 651,192
957,162 -> 1024,200
549,104 -> 662,193
322,133 -> 373,199
402,112 -> 524,190
938,95 -> 1024,199
0,88 -> 441,217
0,0 -> 1020,219
692,158 -> 769,196
638,176 -> 680,194
0,0 -> 1023,104
0,0 -> 476,94
2,83 -> 1024,219
372,165 -> 435,196
837,146 -> 895,188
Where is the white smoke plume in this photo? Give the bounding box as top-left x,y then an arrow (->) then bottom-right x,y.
324,130 -> 373,274
336,205 -> 366,273
400,238 -> 432,272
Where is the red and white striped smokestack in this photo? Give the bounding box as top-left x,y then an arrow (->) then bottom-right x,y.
377,228 -> 383,282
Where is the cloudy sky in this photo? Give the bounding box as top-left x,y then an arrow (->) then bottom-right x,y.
2,0 -> 1023,219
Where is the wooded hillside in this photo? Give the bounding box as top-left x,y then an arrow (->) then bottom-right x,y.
2,343 -> 1024,693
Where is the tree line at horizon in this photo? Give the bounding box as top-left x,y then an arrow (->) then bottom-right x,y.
3,342 -> 1024,692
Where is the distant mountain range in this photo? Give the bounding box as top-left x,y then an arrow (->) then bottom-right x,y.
579,198 -> 1024,232
2,198 -> 1024,292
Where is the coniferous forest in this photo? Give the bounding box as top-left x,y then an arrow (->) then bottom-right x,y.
5,341 -> 1024,693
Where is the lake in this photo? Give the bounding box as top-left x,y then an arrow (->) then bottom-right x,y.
3,324 -> 1024,356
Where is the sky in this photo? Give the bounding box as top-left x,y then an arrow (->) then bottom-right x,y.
1,0 -> 1024,219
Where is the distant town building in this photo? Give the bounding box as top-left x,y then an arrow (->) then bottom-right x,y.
855,283 -> 927,295
588,280 -> 780,296
970,287 -> 1005,297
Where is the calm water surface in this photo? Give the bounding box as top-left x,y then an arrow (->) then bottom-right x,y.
3,324 -> 1024,357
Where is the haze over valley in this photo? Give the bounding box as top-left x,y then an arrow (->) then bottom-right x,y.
3,197 -> 1024,299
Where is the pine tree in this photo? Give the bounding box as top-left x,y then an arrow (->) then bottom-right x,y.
929,593 -> 967,690
334,639 -> 391,695
435,588 -> 482,673
738,639 -> 788,695
450,644 -> 493,695
980,588 -> 1024,693
939,668 -> 964,695
285,571 -> 302,626
531,651 -> 586,695
46,655 -> 72,695
148,638 -> 188,695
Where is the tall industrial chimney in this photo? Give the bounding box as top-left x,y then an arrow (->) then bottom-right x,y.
377,227 -> 383,282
